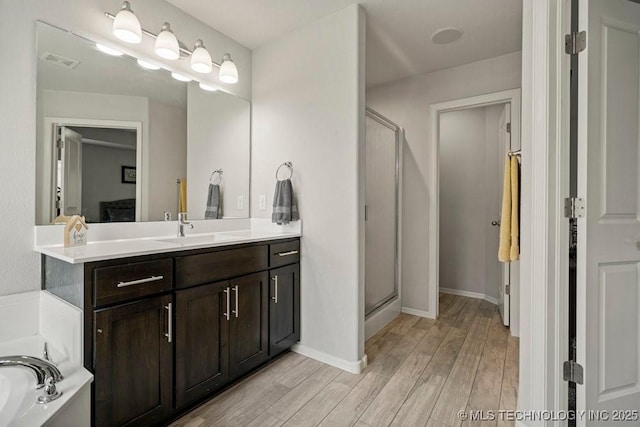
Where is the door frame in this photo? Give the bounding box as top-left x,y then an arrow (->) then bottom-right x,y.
520,0 -> 572,423
43,117 -> 143,222
427,89 -> 521,326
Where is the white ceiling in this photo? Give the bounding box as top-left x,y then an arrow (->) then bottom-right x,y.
166,0 -> 522,88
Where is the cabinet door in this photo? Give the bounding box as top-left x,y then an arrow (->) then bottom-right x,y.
175,281 -> 230,409
228,272 -> 269,378
94,295 -> 173,427
269,264 -> 300,356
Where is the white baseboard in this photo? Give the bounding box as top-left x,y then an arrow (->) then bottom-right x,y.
401,306 -> 436,319
291,343 -> 368,374
440,287 -> 498,306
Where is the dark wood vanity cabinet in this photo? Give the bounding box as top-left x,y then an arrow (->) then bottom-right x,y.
93,294 -> 173,427
228,272 -> 270,377
64,238 -> 300,426
269,263 -> 301,357
174,281 -> 229,409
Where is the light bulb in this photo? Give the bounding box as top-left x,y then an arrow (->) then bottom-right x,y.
112,1 -> 142,44
171,72 -> 191,82
155,22 -> 180,60
219,53 -> 238,84
137,59 -> 160,70
199,83 -> 218,92
96,43 -> 123,56
190,39 -> 213,74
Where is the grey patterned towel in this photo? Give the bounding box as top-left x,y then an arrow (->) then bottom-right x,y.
272,179 -> 299,225
205,184 -> 222,219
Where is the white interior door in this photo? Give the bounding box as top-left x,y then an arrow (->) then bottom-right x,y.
59,126 -> 83,217
365,114 -> 398,315
497,104 -> 511,327
578,0 -> 640,421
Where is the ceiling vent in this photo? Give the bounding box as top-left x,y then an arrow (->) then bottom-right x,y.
40,52 -> 80,69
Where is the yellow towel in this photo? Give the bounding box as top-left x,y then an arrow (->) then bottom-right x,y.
498,157 -> 511,262
178,179 -> 187,213
498,156 -> 520,262
509,156 -> 520,260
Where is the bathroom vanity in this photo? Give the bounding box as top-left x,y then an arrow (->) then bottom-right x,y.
38,231 -> 300,426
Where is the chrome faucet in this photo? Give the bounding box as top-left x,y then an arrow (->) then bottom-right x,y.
0,355 -> 63,389
178,212 -> 194,237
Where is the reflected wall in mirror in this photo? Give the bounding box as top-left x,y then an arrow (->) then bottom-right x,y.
35,21 -> 251,224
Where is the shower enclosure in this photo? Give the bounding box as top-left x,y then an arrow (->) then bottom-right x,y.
364,107 -> 401,321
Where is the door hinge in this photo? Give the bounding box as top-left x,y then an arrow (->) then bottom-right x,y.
563,360 -> 584,384
56,138 -> 64,150
506,123 -> 511,133
565,31 -> 586,55
505,284 -> 510,295
564,197 -> 585,219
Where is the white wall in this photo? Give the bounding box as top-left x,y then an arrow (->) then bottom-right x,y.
251,5 -> 366,369
187,84 -> 250,220
439,106 -> 503,301
366,51 -> 522,314
148,100 -> 187,221
0,0 -> 251,296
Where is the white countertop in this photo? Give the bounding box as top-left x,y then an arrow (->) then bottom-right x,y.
35,228 -> 301,264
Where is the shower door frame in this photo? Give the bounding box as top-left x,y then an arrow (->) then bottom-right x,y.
364,107 -> 403,317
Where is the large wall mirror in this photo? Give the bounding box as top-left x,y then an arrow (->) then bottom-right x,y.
35,21 -> 250,225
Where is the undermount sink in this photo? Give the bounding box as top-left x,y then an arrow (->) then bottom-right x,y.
155,234 -> 235,246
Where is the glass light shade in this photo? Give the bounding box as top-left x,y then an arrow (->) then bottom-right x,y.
112,2 -> 142,44
137,59 -> 160,70
96,43 -> 123,56
199,83 -> 218,92
155,23 -> 180,60
171,72 -> 191,82
190,40 -> 212,74
219,54 -> 238,84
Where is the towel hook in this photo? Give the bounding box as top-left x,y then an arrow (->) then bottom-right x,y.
275,162 -> 293,180
209,169 -> 223,185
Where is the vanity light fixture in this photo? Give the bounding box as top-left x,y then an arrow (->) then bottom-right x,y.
155,23 -> 180,60
171,72 -> 191,82
112,1 -> 142,44
190,40 -> 213,74
199,83 -> 218,92
219,54 -> 238,84
96,43 -> 124,56
105,6 -> 240,84
137,59 -> 160,70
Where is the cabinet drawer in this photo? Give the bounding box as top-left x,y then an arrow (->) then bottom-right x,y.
269,240 -> 300,268
93,259 -> 173,306
175,246 -> 268,288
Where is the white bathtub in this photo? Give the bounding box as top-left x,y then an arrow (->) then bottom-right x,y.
0,335 -> 92,427
0,292 -> 93,427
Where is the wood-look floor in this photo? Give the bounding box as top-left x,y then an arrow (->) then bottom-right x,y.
170,294 -> 519,427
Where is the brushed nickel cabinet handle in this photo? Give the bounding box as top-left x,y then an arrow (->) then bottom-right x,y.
223,288 -> 230,321
272,276 -> 278,304
277,250 -> 299,257
117,276 -> 164,288
232,285 -> 239,318
164,303 -> 172,343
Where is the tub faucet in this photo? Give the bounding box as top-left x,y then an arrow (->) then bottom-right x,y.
0,355 -> 63,389
178,212 -> 193,237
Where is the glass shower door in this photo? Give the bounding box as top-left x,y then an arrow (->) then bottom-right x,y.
365,109 -> 400,316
